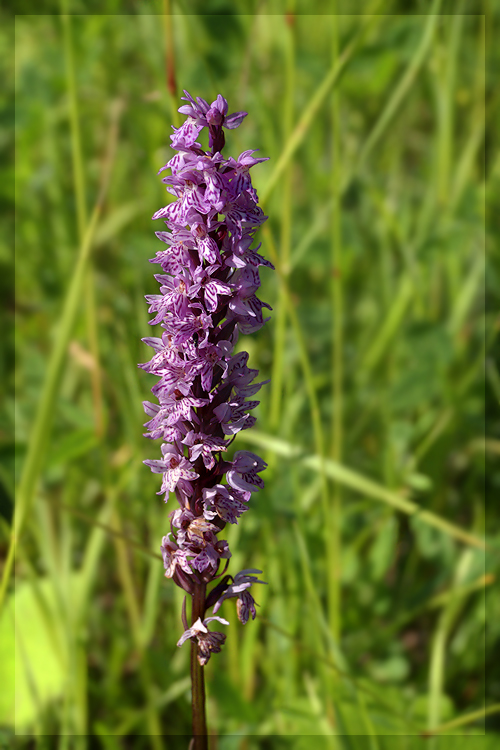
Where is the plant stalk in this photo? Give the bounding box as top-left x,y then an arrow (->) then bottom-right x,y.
191,583 -> 208,749
329,5 -> 343,645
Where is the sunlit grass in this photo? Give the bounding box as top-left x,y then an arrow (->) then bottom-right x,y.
3,3 -> 496,748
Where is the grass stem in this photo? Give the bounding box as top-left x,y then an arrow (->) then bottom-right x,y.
329,7 -> 343,643
261,2 -> 384,206
163,0 -> 179,127
269,13 -> 295,431
356,0 -> 442,172
111,509 -> 165,749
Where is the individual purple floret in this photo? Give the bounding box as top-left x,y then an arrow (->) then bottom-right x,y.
141,91 -> 273,666
212,569 -> 267,624
177,616 -> 229,666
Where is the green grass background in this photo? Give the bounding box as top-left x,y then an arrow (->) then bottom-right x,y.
3,0 -> 498,747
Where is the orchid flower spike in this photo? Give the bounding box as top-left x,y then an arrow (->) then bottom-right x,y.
141,90 -> 273,665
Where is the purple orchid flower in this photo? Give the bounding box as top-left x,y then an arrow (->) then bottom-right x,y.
141,90 -> 272,667
212,569 -> 267,624
177,616 -> 230,666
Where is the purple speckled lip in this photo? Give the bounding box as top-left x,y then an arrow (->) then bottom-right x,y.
140,91 -> 272,664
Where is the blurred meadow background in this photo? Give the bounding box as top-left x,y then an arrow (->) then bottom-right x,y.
3,1 -> 499,747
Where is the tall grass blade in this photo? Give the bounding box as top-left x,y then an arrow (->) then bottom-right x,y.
239,430 -> 485,549
356,0 -> 442,172
261,2 -> 384,206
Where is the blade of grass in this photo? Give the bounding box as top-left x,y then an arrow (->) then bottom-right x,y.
110,509 -> 165,749
93,199 -> 149,248
50,499 -> 162,561
448,250 -> 484,336
140,551 -> 163,649
61,5 -> 87,241
58,486 -> 85,741
357,275 -> 413,378
486,358 -> 500,404
4,205 -> 98,613
269,12 -> 295,431
15,541 -> 67,669
239,550 -> 268,702
285,1 -> 442,278
289,196 -> 333,271
52,484 -> 120,742
355,0 -> 442,173
293,522 -> 337,744
111,509 -> 143,636
408,326 -> 490,473
260,1 -> 384,206
239,429 -> 486,550
408,409 -> 454,470
303,672 -> 338,739
449,12 -> 485,214
62,5 -> 105,442
257,612 -> 424,734
163,0 -> 179,127
329,8 -> 343,643
422,703 -> 500,737
114,677 -> 191,736
265,226 -> 337,652
355,688 -> 380,750
73,490 -> 116,631
2,101 -> 121,613
301,454 -> 485,550
375,574 -> 493,644
31,497 -> 86,739
427,549 -> 476,730
435,2 -> 464,207
84,275 -> 105,438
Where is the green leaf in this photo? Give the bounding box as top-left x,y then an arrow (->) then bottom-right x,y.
0,574 -> 82,729
47,427 -> 98,469
368,655 -> 410,684
369,515 -> 398,581
411,693 -> 455,724
0,603 -> 14,725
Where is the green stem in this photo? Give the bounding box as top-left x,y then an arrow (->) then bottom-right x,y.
61,5 -> 87,239
191,583 -> 208,748
270,13 -> 295,430
329,7 -> 343,643
261,1 -> 384,206
0,96 -> 120,611
436,2 -> 464,208
238,428 -> 486,550
112,510 -> 165,748
163,0 -> 179,127
264,227 -> 329,517
450,13 -> 485,212
0,204 -> 100,614
264,227 -> 334,671
356,0 -> 442,173
428,550 -> 474,730
62,6 -> 104,439
85,272 -> 105,437
422,703 -> 500,737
